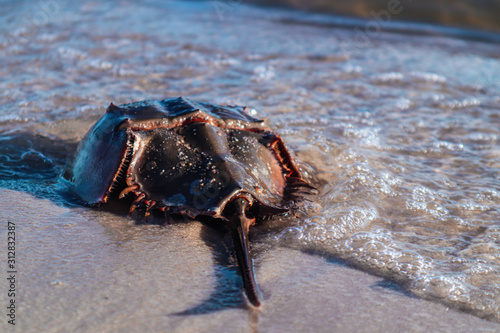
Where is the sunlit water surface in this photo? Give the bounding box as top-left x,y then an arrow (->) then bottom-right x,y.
0,0 -> 499,323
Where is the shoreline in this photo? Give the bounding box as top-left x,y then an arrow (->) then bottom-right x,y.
0,189 -> 498,332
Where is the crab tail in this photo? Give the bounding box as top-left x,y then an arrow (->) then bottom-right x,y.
226,197 -> 261,307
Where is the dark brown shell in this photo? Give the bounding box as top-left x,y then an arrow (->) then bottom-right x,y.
63,97 -> 309,218
63,97 -> 313,307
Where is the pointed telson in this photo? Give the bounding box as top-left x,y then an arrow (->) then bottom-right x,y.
225,197 -> 261,307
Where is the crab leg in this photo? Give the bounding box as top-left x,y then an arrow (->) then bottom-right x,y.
226,197 -> 261,307
129,192 -> 146,215
119,184 -> 139,199
144,200 -> 157,219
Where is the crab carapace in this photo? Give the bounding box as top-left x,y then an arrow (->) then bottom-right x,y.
63,97 -> 313,307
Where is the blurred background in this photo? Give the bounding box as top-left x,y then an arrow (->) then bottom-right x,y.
246,0 -> 500,33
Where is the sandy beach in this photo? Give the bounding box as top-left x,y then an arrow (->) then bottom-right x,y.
0,189 -> 498,332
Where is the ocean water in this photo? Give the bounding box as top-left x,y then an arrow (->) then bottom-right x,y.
0,0 -> 499,327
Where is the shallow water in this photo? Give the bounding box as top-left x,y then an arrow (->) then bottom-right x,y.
0,0 -> 499,328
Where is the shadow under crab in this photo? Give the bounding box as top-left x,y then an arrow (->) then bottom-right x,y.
62,97 -> 314,307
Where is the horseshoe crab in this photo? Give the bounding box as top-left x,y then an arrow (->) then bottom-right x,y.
63,97 -> 313,307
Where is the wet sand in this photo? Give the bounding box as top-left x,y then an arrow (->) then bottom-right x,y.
0,189 -> 498,332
